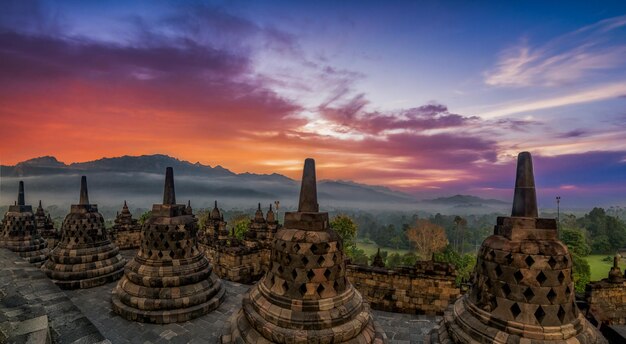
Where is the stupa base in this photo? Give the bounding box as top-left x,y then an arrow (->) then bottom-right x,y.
432,297 -> 607,344
0,239 -> 49,265
111,276 -> 226,324
47,267 -> 125,290
223,308 -> 386,344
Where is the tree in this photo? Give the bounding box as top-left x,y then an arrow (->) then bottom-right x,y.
401,252 -> 418,266
386,253 -> 402,268
406,219 -> 448,259
453,216 -> 468,253
331,214 -> 358,254
571,253 -> 591,293
579,207 -> 626,253
196,209 -> 210,229
139,211 -> 152,225
349,247 -> 369,265
560,228 -> 591,257
231,215 -> 250,240
434,245 -> 477,285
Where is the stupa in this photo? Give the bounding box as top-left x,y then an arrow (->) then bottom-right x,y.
223,158 -> 386,344
111,200 -> 142,249
371,248 -> 385,268
202,201 -> 228,243
0,181 -> 49,265
41,176 -> 126,289
35,200 -> 58,248
435,152 -> 606,343
112,201 -> 139,231
244,203 -> 278,248
112,167 -> 225,323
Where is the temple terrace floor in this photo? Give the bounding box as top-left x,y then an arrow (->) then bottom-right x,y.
1,248 -> 439,344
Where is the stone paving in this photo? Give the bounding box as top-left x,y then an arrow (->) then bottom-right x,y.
2,248 -> 440,343
0,248 -> 109,343
66,250 -> 439,344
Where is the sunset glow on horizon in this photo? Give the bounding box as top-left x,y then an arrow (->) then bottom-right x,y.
1,1 -> 626,206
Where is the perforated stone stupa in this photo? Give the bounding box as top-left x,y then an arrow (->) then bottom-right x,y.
112,167 -> 225,323
112,201 -> 139,232
111,200 -> 142,249
201,201 -> 228,244
35,200 -> 58,243
0,181 -> 49,265
223,158 -> 386,344
41,176 -> 126,289
244,203 -> 280,249
435,152 -> 606,343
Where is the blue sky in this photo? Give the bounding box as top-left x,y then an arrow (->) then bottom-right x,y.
1,0 -> 625,207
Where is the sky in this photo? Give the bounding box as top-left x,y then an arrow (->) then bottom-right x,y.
1,0 -> 626,207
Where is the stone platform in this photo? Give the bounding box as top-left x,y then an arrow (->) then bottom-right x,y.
2,248 -> 439,343
0,248 -> 109,344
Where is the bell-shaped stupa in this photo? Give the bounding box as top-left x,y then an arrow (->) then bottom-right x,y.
0,181 -> 49,265
112,167 -> 225,323
223,158 -> 386,343
435,152 -> 606,343
41,176 -> 126,289
112,201 -> 138,231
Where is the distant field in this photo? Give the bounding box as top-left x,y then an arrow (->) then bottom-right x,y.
585,255 -> 626,281
355,241 -> 411,257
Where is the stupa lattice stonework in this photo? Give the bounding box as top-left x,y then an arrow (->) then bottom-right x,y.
0,181 -> 49,265
223,158 -> 386,344
41,176 -> 126,289
434,152 -> 606,343
110,200 -> 142,249
34,200 -> 57,248
111,167 -> 225,323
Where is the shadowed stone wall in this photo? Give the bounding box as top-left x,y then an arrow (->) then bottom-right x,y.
346,261 -> 460,315
586,260 -> 626,326
112,230 -> 142,250
200,244 -> 270,284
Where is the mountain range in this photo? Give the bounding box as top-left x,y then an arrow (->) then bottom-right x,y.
0,155 -> 508,212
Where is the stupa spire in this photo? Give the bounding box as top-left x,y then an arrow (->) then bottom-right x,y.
297,158 -> 318,212
511,152 -> 538,218
79,176 -> 89,205
17,181 -> 25,206
163,167 -> 176,205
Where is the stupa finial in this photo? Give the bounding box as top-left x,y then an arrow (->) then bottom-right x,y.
79,176 -> 89,205
163,167 -> 176,205
17,181 -> 25,206
297,158 -> 318,212
511,152 -> 538,218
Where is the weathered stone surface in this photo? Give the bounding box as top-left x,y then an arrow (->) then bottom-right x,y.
34,200 -> 58,249
435,152 -> 606,343
62,249 -> 435,344
111,167 -> 225,323
41,176 -> 126,289
0,181 -> 50,266
110,201 -> 142,249
0,248 -> 109,344
223,158 -> 386,343
200,200 -> 229,243
586,257 -> 626,326
201,243 -> 269,284
347,260 -> 460,315
200,202 -> 280,284
245,203 -> 280,249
